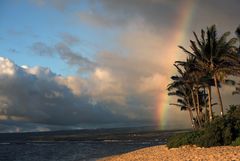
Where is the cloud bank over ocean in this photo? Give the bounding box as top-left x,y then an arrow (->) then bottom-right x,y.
0,57 -> 189,132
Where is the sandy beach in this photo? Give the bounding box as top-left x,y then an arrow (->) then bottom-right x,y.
99,145 -> 240,161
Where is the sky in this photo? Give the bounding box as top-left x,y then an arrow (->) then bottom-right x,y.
0,0 -> 239,132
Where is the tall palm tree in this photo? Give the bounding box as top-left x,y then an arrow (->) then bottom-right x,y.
179,25 -> 238,116
175,56 -> 215,122
168,63 -> 203,128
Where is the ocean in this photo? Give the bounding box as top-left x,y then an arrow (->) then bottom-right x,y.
0,127 -> 181,161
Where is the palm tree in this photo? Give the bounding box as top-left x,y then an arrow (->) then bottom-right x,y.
233,25 -> 240,95
168,84 -> 196,129
168,25 -> 239,129
175,56 -> 216,122
168,63 -> 203,128
179,25 -> 238,116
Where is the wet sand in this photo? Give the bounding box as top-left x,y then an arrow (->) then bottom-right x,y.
99,145 -> 240,161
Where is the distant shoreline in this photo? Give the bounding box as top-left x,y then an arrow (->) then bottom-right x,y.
0,127 -> 189,143
99,145 -> 240,161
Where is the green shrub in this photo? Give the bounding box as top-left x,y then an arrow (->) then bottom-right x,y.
167,131 -> 203,148
196,105 -> 240,147
167,105 -> 240,148
227,105 -> 240,137
231,137 -> 240,146
223,124 -> 233,145
195,116 -> 234,147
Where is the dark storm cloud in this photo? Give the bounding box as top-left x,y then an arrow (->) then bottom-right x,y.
30,0 -> 240,32
0,120 -> 72,133
78,0 -> 240,35
79,0 -> 180,32
190,0 -> 240,34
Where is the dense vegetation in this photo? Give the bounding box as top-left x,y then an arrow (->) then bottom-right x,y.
167,25 -> 240,148
167,105 -> 240,148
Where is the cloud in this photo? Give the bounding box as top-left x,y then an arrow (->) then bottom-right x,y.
78,0 -> 179,31
0,57 -> 157,132
0,57 -> 103,125
191,0 -> 240,33
78,0 -> 239,31
30,41 -> 96,72
138,74 -> 168,93
30,0 -> 81,11
31,42 -> 54,56
88,68 -> 126,105
95,27 -> 174,89
59,32 -> 80,45
55,43 -> 96,72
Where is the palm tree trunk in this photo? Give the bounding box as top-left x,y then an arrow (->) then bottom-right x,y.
204,88 -> 208,123
214,74 -> 224,116
188,108 -> 195,129
191,91 -> 202,128
195,89 -> 202,125
195,89 -> 200,114
186,98 -> 195,129
207,86 -> 213,122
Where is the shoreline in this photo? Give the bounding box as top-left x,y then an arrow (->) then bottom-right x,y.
98,145 -> 240,161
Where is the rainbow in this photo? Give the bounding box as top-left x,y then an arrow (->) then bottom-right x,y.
156,0 -> 197,129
